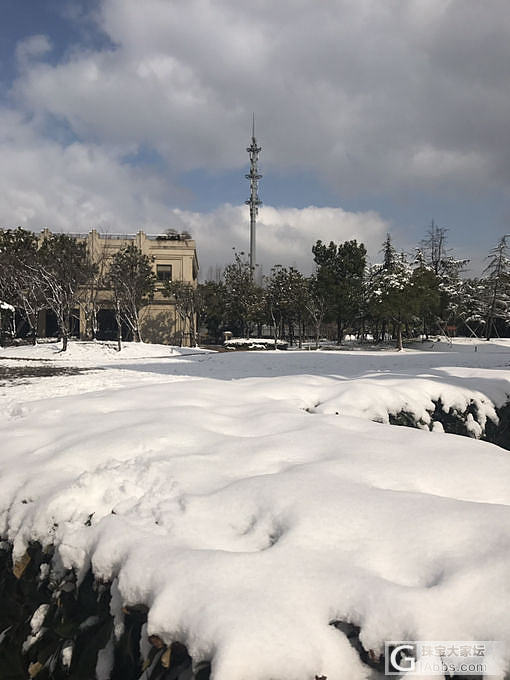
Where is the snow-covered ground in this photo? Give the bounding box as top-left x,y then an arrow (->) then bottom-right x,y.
1,339 -> 510,679
0,339 -> 211,364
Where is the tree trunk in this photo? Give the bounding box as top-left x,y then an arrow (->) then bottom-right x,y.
92,307 -> 98,340
29,321 -> 37,345
486,316 -> 493,341
60,314 -> 69,352
189,313 -> 197,347
27,311 -> 37,345
116,314 -> 122,351
271,309 -> 278,350
396,322 -> 403,351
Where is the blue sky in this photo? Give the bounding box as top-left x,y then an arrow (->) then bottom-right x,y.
1,0 -> 509,274
0,1 -> 107,88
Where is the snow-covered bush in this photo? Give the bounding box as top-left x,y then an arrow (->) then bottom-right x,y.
224,337 -> 288,350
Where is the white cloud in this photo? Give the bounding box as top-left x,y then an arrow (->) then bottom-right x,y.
0,109 -> 179,232
3,0 -> 510,275
164,203 -> 388,276
0,110 -> 388,276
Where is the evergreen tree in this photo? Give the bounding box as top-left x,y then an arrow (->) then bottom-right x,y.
411,250 -> 441,338
312,239 -> 366,341
196,281 -> 226,344
368,235 -> 414,350
455,278 -> 487,338
419,220 -> 468,327
483,235 -> 510,340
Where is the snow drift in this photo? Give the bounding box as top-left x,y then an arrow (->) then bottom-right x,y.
1,342 -> 510,678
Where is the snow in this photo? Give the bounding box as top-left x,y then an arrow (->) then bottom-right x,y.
309,375 -> 500,433
22,603 -> 50,652
30,604 -> 50,635
1,339 -> 510,679
0,301 -> 15,312
224,337 -> 288,349
96,639 -> 115,680
61,642 -> 73,668
0,339 -> 211,365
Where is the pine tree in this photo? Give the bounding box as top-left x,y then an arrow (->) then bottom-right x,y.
410,252 -> 441,339
483,235 -> 510,340
196,281 -> 226,344
419,221 -> 468,328
455,278 -> 487,338
312,239 -> 366,342
368,235 -> 414,350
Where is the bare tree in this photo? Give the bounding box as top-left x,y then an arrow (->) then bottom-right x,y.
305,276 -> 327,349
223,252 -> 261,338
164,281 -> 198,346
421,220 -> 448,276
107,244 -> 156,346
0,228 -> 45,343
37,234 -> 96,351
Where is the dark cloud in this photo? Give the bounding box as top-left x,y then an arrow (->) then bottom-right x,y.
11,0 -> 510,195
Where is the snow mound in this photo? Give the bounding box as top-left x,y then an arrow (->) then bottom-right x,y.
2,366 -> 510,679
309,375 -> 502,434
224,337 -> 288,350
0,340 -> 212,364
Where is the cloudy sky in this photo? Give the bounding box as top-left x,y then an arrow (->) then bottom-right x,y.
1,0 -> 509,276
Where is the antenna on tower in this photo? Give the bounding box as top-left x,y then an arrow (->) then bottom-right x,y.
245,114 -> 262,273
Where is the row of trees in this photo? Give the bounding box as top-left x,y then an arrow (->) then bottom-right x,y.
2,223 -> 509,351
194,223 -> 510,348
0,229 -> 156,350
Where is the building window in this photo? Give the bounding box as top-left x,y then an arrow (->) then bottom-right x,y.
157,264 -> 172,282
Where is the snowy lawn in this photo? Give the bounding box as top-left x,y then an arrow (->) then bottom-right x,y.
1,339 -> 510,679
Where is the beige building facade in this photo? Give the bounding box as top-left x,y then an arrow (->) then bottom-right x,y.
38,229 -> 199,345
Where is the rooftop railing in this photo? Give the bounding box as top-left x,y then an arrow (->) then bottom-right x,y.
58,232 -> 192,241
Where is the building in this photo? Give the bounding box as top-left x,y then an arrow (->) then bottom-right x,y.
37,229 -> 199,346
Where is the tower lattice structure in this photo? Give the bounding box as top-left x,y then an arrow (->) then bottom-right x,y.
245,116 -> 262,272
